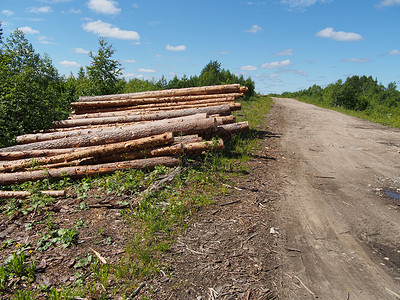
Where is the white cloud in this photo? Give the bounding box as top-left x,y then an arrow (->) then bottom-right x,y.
275,49 -> 293,56
2,10 -> 14,17
245,24 -> 262,34
281,0 -> 331,9
137,68 -> 156,73
377,0 -> 400,7
38,35 -> 54,44
65,8 -> 82,14
240,65 -> 257,71
87,0 -> 121,15
316,27 -> 363,42
155,54 -> 162,58
269,73 -> 279,78
18,26 -> 40,34
74,48 -> 90,54
166,44 -> 186,51
60,60 -> 81,67
122,72 -> 135,78
284,69 -> 308,76
28,6 -> 53,13
124,59 -> 137,63
341,58 -> 372,63
83,20 -> 140,40
386,49 -> 400,55
261,59 -> 291,69
219,51 -> 229,55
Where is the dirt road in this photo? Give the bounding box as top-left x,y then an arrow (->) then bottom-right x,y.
272,98 -> 400,299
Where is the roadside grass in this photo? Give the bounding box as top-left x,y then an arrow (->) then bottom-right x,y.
287,96 -> 400,129
0,95 -> 273,299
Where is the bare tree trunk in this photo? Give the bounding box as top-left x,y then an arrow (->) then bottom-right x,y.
72,93 -> 243,110
0,133 -> 174,172
15,114 -> 209,145
0,190 -> 65,199
78,84 -> 241,102
0,118 -> 217,152
52,105 -> 232,129
0,156 -> 180,185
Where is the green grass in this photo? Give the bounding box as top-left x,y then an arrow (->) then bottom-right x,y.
0,95 -> 274,299
290,96 -> 400,129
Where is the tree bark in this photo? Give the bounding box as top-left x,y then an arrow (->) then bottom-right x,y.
219,121 -> 249,134
0,132 -> 174,172
0,156 -> 180,185
51,105 -> 232,129
1,117 -> 217,152
78,84 -> 241,102
0,190 -> 65,199
71,93 -> 243,109
71,100 -> 236,116
0,148 -> 92,161
82,143 -> 185,165
183,139 -> 224,153
16,114 -> 208,144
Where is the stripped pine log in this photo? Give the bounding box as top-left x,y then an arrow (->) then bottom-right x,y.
0,118 -> 217,152
16,114 -> 208,144
0,190 -> 65,199
0,133 -> 174,173
80,139 -> 224,165
52,105 -> 232,129
71,93 -> 244,110
71,100 -> 236,116
78,84 -> 243,102
82,143 -> 184,165
49,115 -> 234,134
212,121 -> 250,141
69,101 -> 241,119
0,148 -> 92,161
0,156 -> 180,185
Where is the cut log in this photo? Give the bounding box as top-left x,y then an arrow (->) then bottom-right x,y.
212,121 -> 249,141
0,133 -> 174,173
78,84 -> 241,102
183,139 -> 224,153
219,121 -> 249,134
52,105 -> 232,129
82,143 -> 185,165
16,114 -> 208,145
0,190 -> 65,199
71,93 -> 243,109
71,100 -> 236,116
68,103 -> 235,119
0,148 -> 91,161
0,117 -> 217,152
174,135 -> 203,143
0,156 -> 180,185
216,115 -> 236,125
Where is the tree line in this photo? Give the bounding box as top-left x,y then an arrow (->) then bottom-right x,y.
0,23 -> 255,147
279,75 -> 400,127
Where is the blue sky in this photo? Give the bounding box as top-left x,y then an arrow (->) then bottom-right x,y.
1,0 -> 399,94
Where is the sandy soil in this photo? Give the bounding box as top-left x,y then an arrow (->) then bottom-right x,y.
271,98 -> 400,299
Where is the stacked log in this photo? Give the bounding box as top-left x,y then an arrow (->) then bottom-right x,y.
0,84 -> 249,187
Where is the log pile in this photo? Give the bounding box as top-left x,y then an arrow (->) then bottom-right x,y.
0,84 -> 249,187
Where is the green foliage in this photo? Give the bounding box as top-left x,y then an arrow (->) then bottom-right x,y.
1,250 -> 37,293
85,38 -> 124,96
280,75 -> 400,128
0,28 -> 71,147
37,228 -> 78,251
122,60 -> 256,99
